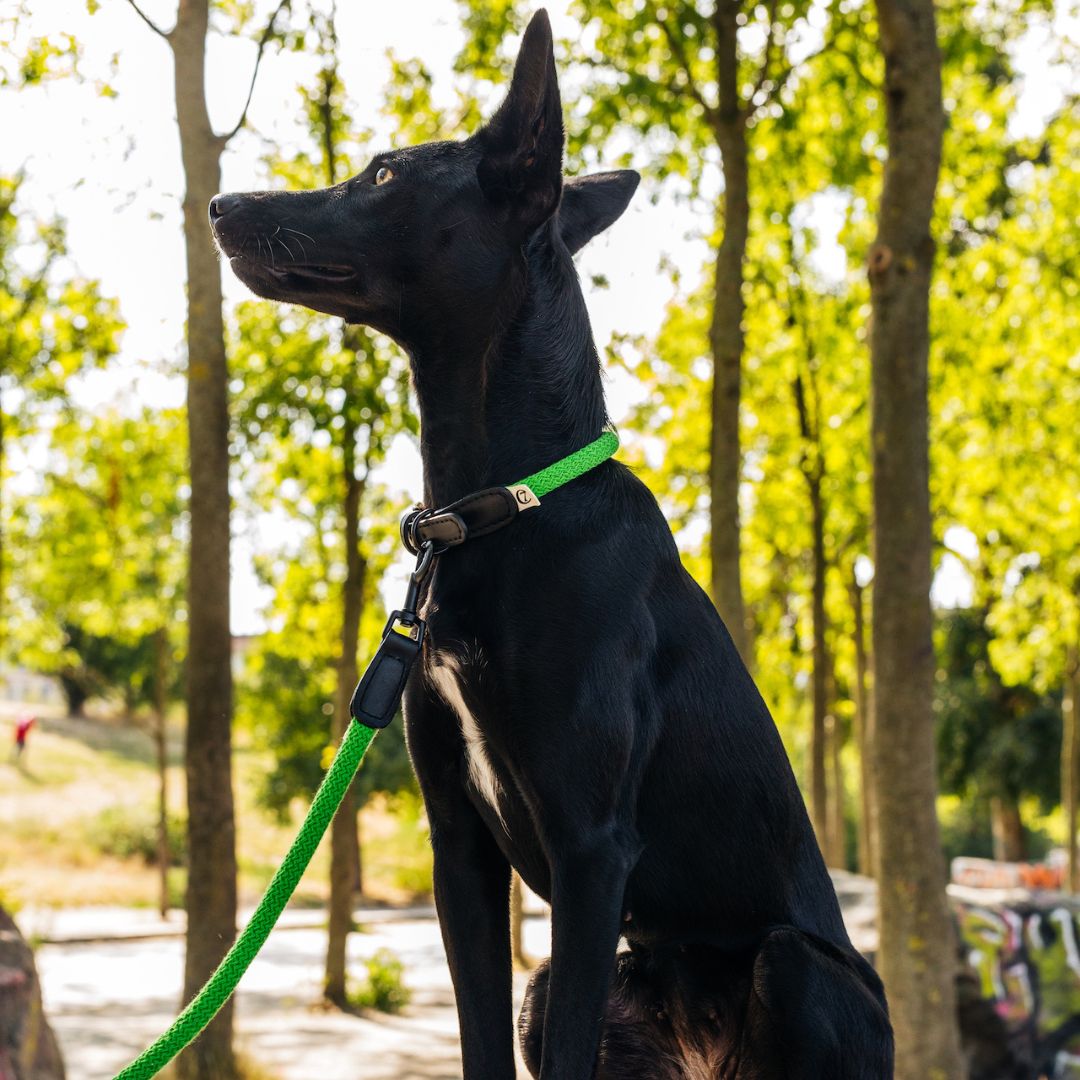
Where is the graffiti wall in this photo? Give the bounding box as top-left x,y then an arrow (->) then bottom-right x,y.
956,891 -> 1080,1079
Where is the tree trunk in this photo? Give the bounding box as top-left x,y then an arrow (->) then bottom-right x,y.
154,626 -> 170,920
868,0 -> 962,1075
808,475 -> 830,857
826,709 -> 845,869
792,366 -> 831,861
1064,641 -> 1080,892
708,0 -> 750,666
989,796 -> 1025,863
325,412 -> 365,1007
59,673 -> 89,718
172,2 -> 237,1074
851,573 -> 875,877
355,812 -> 364,896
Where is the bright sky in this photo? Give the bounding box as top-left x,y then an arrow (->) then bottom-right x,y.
3,0 -> 1074,631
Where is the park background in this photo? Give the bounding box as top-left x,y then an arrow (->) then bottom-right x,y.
0,0 -> 1077,1077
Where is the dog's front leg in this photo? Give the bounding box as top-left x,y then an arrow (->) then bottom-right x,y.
432,801 -> 515,1078
539,828 -> 636,1080
405,683 -> 516,1079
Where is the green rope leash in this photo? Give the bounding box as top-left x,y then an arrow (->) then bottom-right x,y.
113,721 -> 377,1080
111,428 -> 619,1080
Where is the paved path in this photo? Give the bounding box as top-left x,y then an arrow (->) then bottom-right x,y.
37,911 -> 550,1080
33,874 -> 880,1080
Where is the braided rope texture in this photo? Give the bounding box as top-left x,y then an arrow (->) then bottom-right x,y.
113,721 -> 377,1080
515,429 -> 619,498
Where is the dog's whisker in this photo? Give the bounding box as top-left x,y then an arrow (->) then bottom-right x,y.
282,227 -> 313,260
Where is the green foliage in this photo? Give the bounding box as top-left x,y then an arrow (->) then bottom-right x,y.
0,176 -> 122,433
0,6 -> 81,87
10,407 -> 186,708
0,174 -> 126,687
53,625 -> 158,717
348,948 -> 411,1014
935,609 -> 1061,808
238,641 -> 416,820
86,805 -> 187,867
937,794 -> 1057,865
361,791 -> 433,898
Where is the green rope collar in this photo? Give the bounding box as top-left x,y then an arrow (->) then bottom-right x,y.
514,427 -> 619,498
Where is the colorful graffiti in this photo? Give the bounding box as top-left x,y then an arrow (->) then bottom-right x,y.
956,896 -> 1080,1079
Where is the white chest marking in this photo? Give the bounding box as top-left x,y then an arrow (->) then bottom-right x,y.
428,652 -> 506,829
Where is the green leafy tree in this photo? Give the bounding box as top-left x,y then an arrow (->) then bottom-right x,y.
930,101 -> 1080,887
936,608 -> 1060,861
235,465 -> 413,823
12,407 -> 186,695
0,177 -> 122,654
864,0 -> 966,1070
12,405 -> 187,914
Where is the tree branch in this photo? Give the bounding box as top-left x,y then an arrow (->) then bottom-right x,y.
656,10 -> 718,126
217,0 -> 291,146
746,40 -> 829,120
746,0 -> 780,110
122,0 -> 172,41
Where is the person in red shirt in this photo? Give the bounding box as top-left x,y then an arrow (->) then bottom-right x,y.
11,713 -> 34,763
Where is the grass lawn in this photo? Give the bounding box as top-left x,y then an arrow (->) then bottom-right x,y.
0,701 -> 432,911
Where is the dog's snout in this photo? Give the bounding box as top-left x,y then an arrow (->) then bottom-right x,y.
208,192 -> 242,223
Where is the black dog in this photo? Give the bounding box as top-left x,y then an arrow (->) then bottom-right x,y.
210,11 -> 893,1077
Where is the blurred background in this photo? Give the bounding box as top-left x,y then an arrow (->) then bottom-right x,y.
0,0 -> 1077,1077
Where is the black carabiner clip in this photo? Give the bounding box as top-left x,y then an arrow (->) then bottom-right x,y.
350,541 -> 437,730
402,540 -> 435,617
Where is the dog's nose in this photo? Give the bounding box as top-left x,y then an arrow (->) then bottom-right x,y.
208,193 -> 242,223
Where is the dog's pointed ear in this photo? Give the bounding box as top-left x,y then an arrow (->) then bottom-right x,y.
558,170 -> 640,254
476,9 -> 564,233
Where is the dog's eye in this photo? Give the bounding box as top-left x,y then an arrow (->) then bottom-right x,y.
374,166 -> 395,186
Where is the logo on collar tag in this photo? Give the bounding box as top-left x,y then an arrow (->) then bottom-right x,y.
507,484 -> 541,511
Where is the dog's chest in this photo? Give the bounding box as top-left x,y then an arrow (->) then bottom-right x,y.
425,647 -> 508,826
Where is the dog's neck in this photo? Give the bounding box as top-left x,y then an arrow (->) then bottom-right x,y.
408,219 -> 608,508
